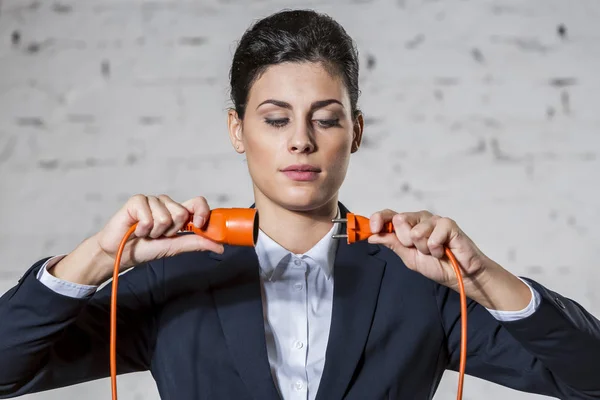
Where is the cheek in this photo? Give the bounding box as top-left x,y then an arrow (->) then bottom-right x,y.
326,136 -> 353,167
244,131 -> 281,172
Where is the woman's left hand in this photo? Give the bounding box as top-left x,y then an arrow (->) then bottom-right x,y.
367,209 -> 491,294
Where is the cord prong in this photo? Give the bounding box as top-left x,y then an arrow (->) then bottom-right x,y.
332,218 -> 347,223
332,234 -> 348,239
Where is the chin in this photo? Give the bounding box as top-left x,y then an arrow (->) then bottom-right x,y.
275,187 -> 334,212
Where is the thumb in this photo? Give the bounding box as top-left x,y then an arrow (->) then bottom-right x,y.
162,234 -> 224,257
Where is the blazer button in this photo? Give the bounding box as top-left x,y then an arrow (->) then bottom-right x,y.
555,297 -> 566,309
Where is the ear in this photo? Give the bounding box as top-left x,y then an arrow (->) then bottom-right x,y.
228,109 -> 245,154
351,112 -> 364,153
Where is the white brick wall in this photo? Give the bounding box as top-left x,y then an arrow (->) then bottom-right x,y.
1,0 -> 598,398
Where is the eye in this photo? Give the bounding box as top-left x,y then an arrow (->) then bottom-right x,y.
314,119 -> 341,128
265,118 -> 289,128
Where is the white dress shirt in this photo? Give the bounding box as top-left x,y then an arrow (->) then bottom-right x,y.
255,224 -> 338,400
37,221 -> 540,400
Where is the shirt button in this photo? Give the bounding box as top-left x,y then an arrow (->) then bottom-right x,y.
294,380 -> 304,390
293,340 -> 304,349
294,259 -> 301,266
293,283 -> 303,291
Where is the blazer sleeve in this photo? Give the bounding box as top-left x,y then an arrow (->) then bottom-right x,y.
435,277 -> 600,399
0,256 -> 163,398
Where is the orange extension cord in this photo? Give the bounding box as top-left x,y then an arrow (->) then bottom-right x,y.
109,213 -> 467,400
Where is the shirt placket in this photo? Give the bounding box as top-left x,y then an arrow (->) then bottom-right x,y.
287,255 -> 309,400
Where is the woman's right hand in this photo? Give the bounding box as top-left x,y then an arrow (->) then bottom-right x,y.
95,194 -> 225,270
50,195 -> 224,285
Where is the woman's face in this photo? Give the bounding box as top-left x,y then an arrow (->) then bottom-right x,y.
228,62 -> 363,213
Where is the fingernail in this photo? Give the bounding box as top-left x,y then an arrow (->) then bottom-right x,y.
194,215 -> 204,228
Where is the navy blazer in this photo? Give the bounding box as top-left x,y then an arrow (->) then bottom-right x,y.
1,204 -> 600,399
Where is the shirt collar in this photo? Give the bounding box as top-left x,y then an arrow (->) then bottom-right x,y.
255,208 -> 341,281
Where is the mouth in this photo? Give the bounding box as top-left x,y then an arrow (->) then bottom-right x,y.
281,164 -> 321,172
281,164 -> 321,182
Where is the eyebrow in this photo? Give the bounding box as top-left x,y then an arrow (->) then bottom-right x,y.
256,99 -> 344,112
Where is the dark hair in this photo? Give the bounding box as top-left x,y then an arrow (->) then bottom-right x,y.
229,9 -> 360,120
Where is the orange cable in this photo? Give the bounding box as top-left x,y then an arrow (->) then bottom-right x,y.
445,246 -> 467,400
110,223 -> 137,400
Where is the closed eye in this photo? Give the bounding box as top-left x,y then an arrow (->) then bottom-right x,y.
265,118 -> 289,128
314,119 -> 341,128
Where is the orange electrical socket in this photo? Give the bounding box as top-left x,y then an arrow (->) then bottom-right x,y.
181,208 -> 259,247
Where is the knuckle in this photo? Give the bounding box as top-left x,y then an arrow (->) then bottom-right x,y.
393,213 -> 406,223
173,209 -> 189,223
427,237 -> 440,247
131,194 -> 147,204
441,217 -> 456,226
409,228 -> 422,239
192,196 -> 210,212
157,194 -> 171,202
155,215 -> 172,226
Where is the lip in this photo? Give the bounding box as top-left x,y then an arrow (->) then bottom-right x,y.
281,164 -> 321,172
281,164 -> 321,182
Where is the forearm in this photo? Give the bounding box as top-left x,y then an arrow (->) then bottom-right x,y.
458,259 -> 600,394
0,256 -> 152,397
0,259 -> 90,395
502,279 -> 600,394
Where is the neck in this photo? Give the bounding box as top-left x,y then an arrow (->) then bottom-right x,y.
254,194 -> 339,254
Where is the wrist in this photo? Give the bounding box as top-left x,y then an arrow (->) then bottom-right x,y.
466,258 -> 532,311
49,235 -> 114,286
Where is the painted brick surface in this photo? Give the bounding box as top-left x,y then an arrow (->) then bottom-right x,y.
0,1 -> 598,399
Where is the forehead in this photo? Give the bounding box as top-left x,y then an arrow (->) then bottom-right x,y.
247,62 -> 349,107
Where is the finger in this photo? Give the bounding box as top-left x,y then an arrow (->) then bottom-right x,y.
147,196 -> 174,238
427,217 -> 458,259
162,234 -> 225,256
393,210 -> 433,227
182,196 -> 211,229
391,214 -> 414,247
369,209 -> 397,233
158,195 -> 191,237
128,194 -> 154,238
409,218 -> 438,256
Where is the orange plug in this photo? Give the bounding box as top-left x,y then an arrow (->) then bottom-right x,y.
180,208 -> 259,247
332,212 -> 394,243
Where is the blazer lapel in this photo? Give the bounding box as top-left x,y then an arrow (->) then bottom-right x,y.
209,246 -> 281,400
315,223 -> 386,400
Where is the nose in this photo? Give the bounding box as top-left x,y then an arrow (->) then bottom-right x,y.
288,121 -> 316,154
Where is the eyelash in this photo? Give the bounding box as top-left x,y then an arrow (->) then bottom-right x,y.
264,118 -> 341,129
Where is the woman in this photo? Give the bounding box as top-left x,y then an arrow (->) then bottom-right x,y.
1,9 -> 599,400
